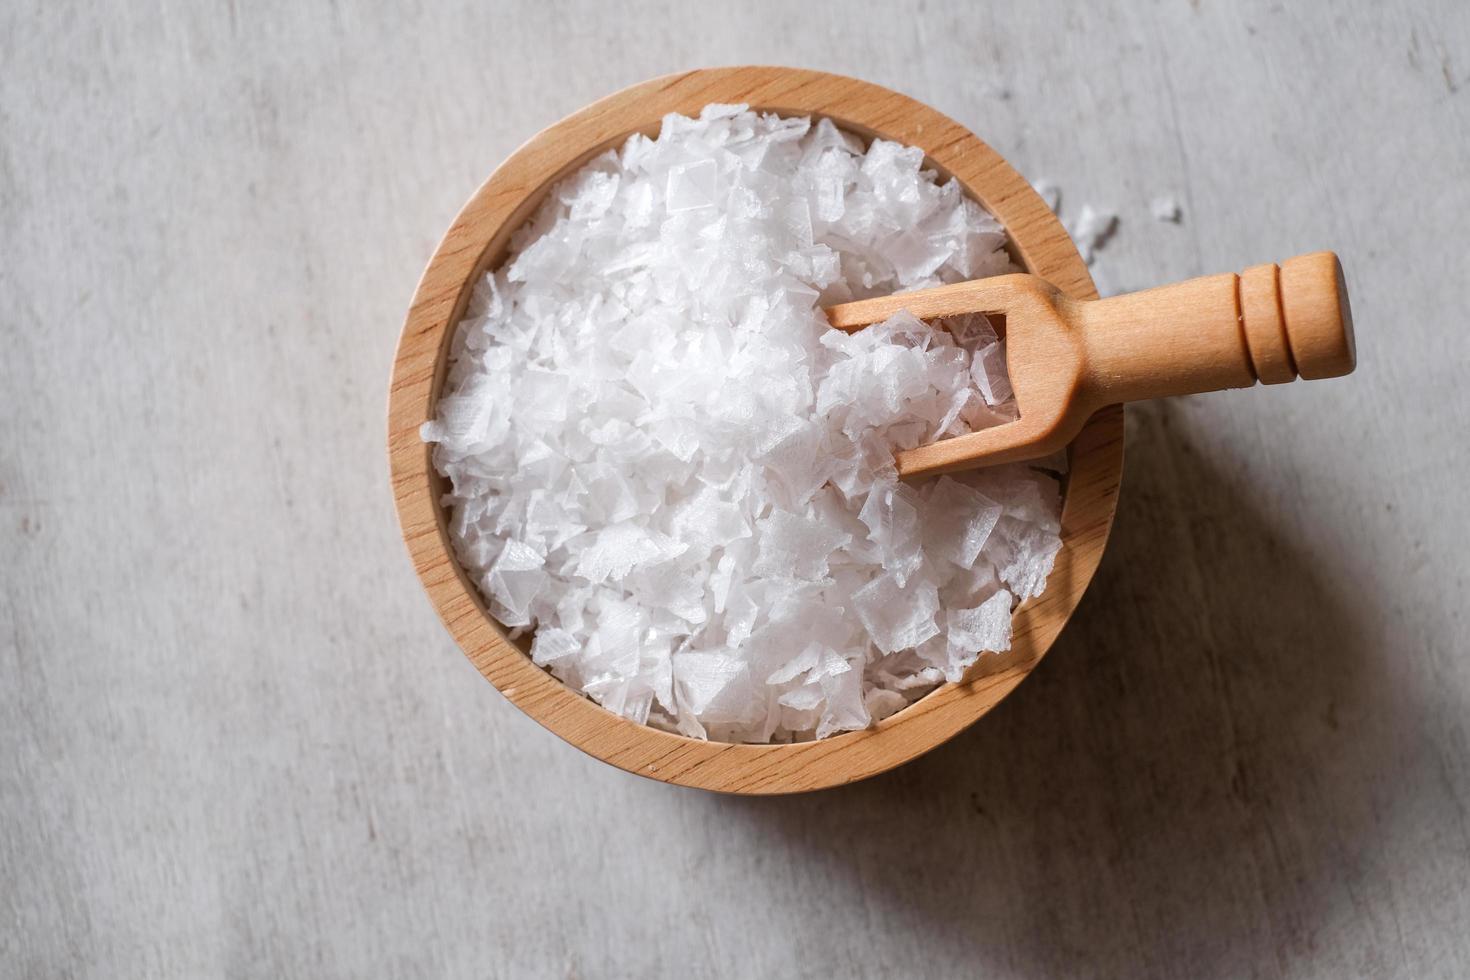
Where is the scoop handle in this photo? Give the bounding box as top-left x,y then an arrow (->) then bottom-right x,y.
1068,251 -> 1356,405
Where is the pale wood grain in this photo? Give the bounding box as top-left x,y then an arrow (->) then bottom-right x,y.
388,66 -> 1125,793
830,251 -> 1355,474
1240,261 -> 1298,384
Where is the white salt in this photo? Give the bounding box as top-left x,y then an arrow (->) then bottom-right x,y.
852,572 -> 942,654
484,540 -> 546,628
970,340 -> 1014,407
753,509 -> 851,582
922,477 -> 1003,570
944,590 -> 1014,681
666,159 -> 718,213
1070,203 -> 1118,263
1150,194 -> 1182,223
424,106 -> 1064,743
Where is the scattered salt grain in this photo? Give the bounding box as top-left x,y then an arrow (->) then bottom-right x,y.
424,106 -> 1064,742
1070,203 -> 1118,263
1150,194 -> 1182,223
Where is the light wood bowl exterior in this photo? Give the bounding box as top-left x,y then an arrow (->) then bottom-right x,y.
387,66 -> 1125,794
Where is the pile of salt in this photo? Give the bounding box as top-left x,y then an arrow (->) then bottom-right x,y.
423,105 -> 1064,742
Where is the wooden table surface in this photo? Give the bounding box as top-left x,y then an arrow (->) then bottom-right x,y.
4,2 -> 1467,977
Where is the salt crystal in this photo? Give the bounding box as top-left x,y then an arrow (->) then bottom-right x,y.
887,230 -> 952,284
1150,194 -> 1182,223
944,590 -> 1014,681
564,167 -> 621,221
624,181 -> 656,228
666,159 -> 718,213
817,663 -> 869,738
753,509 -> 851,582
572,524 -> 684,584
941,312 -> 999,351
858,483 -> 923,586
725,592 -> 760,648
423,105 -> 1063,743
630,560 -> 708,625
673,651 -> 758,726
485,540 -> 547,628
923,477 -> 1003,569
778,683 -> 824,711
852,572 -> 941,654
864,687 -> 908,722
1070,204 -> 1118,263
987,517 -> 1063,602
589,599 -> 645,675
767,643 -> 823,685
699,103 -> 746,121
531,627 -> 580,667
970,341 -> 1014,406
887,664 -> 946,691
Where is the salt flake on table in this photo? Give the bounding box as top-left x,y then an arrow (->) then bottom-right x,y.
1150,194 -> 1182,222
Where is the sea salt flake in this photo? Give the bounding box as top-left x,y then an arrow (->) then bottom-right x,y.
673,651 -> 757,725
859,483 -> 924,586
485,540 -> 547,627
852,572 -> 941,654
779,683 -> 825,711
753,509 -> 851,582
1070,204 -> 1118,263
924,477 -> 1003,569
631,560 -> 708,625
865,687 -> 908,722
725,592 -> 760,648
573,524 -> 685,584
887,230 -> 952,284
941,312 -> 999,351
531,627 -> 580,666
817,662 -> 869,738
970,341 -> 1014,406
670,488 -> 751,554
987,517 -> 1062,601
700,103 -> 746,121
767,643 -> 822,685
945,590 -> 1014,680
564,168 -> 621,221
888,665 -> 945,692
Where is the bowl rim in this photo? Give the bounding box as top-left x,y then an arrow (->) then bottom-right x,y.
387,65 -> 1124,794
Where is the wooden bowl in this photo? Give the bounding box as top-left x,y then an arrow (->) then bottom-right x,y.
388,66 -> 1124,794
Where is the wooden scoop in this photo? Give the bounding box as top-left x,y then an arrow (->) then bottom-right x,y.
825,251 -> 1356,479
